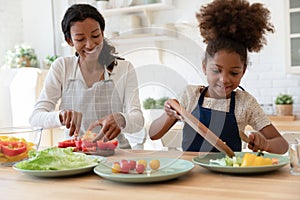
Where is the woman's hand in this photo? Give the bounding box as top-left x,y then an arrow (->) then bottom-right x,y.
247,132 -> 270,152
59,110 -> 82,137
164,99 -> 183,120
88,113 -> 125,142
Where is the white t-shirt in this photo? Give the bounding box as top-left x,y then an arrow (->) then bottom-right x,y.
179,85 -> 271,132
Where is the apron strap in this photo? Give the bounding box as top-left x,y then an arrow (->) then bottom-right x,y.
73,57 -> 80,79
229,91 -> 236,113
198,86 -> 208,106
229,85 -> 245,113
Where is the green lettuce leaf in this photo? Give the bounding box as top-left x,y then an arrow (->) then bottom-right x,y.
15,147 -> 98,170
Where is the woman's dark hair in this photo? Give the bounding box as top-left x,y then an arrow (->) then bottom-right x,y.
61,4 -> 118,70
196,0 -> 274,69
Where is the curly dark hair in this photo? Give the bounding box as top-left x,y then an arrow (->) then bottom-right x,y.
196,0 -> 274,68
61,4 -> 119,70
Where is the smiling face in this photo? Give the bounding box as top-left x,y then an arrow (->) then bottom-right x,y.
203,50 -> 245,99
68,18 -> 103,62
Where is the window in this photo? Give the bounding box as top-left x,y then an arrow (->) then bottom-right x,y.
287,0 -> 300,73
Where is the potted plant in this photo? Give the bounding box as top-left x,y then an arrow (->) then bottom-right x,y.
143,97 -> 168,109
5,44 -> 38,68
143,97 -> 169,124
275,94 -> 293,116
43,55 -> 59,69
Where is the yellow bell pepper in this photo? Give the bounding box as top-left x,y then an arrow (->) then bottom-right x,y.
241,153 -> 256,166
241,153 -> 273,167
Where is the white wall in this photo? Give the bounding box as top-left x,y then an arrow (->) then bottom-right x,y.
22,0 -> 55,67
0,0 -> 299,122
116,0 -> 300,118
0,1 -> 23,66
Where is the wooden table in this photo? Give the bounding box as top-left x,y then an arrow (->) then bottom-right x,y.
1,150 -> 299,200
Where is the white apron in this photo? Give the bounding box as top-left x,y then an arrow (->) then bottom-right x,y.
60,60 -> 131,148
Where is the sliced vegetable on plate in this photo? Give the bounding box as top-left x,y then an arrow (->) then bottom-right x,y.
94,158 -> 194,183
13,147 -> 105,177
14,147 -> 100,170
192,152 -> 289,174
57,131 -> 118,157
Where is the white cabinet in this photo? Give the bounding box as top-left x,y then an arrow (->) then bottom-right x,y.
98,0 -> 175,45
287,0 -> 300,73
58,0 -> 175,53
100,0 -> 173,16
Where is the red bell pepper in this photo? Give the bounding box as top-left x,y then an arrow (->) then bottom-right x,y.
0,141 -> 27,157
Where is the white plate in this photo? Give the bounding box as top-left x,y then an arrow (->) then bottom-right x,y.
94,158 -> 194,183
13,156 -> 106,177
192,152 -> 289,174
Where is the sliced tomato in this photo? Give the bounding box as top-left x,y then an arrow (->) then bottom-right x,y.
0,141 -> 27,157
97,140 -> 118,150
111,140 -> 118,147
75,140 -> 82,151
96,140 -> 108,150
58,139 -> 76,148
82,146 -> 97,153
106,141 -> 118,150
81,140 -> 97,148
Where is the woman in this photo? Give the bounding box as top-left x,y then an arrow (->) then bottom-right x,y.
30,4 -> 144,148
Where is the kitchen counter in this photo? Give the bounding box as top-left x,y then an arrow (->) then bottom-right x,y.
270,119 -> 300,132
169,119 -> 300,132
1,150 -> 299,200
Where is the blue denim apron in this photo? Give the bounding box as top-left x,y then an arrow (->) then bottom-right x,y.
182,87 -> 241,152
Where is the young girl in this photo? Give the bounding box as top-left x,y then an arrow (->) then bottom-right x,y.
29,4 -> 144,148
149,0 -> 288,154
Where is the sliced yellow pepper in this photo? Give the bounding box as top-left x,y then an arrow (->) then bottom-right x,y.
241,153 -> 273,167
241,153 -> 256,166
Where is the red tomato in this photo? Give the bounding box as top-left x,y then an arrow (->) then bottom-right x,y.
1,141 -> 27,157
58,140 -> 76,148
129,160 -> 136,170
120,162 -> 130,173
75,140 -> 82,151
81,140 -> 97,148
97,140 -> 118,150
111,140 -> 118,148
82,146 -> 97,153
136,164 -> 145,174
96,141 -> 108,150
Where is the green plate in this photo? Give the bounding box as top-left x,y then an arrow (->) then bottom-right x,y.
13,155 -> 106,177
94,158 -> 194,183
192,152 -> 289,174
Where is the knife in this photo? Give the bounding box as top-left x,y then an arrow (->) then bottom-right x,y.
168,100 -> 235,158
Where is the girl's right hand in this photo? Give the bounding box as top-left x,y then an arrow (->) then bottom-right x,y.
59,110 -> 82,137
164,99 -> 183,121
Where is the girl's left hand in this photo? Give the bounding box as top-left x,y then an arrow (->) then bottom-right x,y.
248,132 -> 270,152
87,113 -> 125,142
